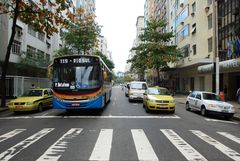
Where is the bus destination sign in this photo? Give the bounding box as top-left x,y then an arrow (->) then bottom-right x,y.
56,57 -> 98,64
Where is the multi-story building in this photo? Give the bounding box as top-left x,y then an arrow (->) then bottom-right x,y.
154,0 -> 240,100
126,16 -> 144,80
0,0 -> 76,97
197,0 -> 240,99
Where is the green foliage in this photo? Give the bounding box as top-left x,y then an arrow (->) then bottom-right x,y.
17,51 -> 50,69
128,18 -> 182,72
123,75 -> 134,83
94,50 -> 115,70
55,11 -> 101,56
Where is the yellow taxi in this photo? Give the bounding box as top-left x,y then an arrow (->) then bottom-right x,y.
8,88 -> 52,112
143,87 -> 175,113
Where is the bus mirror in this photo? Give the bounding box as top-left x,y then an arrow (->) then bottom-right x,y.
103,71 -> 107,80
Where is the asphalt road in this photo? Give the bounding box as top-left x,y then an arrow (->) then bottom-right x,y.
0,86 -> 239,161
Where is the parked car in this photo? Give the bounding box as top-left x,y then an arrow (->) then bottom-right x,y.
124,83 -> 130,97
143,87 -> 175,113
128,81 -> 147,102
8,88 -> 52,112
186,91 -> 235,119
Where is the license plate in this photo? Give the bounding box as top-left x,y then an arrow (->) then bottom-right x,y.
16,106 -> 23,109
71,103 -> 80,106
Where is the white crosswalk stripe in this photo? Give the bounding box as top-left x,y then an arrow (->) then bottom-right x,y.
131,129 -> 159,161
36,128 -> 83,161
0,129 -> 26,143
0,128 -> 239,161
0,128 -> 54,161
217,132 -> 240,144
191,130 -> 240,161
161,129 -> 207,161
89,129 -> 113,161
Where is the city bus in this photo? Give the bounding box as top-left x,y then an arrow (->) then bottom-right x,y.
49,55 -> 112,111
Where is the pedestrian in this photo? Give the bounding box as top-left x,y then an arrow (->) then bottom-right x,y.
31,84 -> 35,89
236,87 -> 240,104
224,85 -> 227,101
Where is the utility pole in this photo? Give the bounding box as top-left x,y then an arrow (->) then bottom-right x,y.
213,0 -> 219,94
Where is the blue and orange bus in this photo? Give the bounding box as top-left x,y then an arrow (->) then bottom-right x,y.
50,55 -> 112,111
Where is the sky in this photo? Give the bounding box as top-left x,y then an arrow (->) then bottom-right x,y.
95,0 -> 145,73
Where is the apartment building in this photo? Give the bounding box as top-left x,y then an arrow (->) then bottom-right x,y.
0,0 -> 78,97
125,16 -> 144,81
157,0 -> 240,99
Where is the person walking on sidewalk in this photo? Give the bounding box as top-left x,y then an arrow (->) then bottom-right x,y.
236,87 -> 240,104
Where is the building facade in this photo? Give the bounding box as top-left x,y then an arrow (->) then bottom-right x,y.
147,0 -> 240,100
0,0 -> 81,97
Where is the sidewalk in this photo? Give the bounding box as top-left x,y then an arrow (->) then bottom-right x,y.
174,94 -> 240,121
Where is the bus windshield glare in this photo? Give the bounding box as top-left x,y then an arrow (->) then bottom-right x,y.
53,65 -> 101,90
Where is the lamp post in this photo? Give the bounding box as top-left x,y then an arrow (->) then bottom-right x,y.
213,0 -> 219,94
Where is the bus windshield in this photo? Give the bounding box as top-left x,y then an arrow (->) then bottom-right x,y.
53,65 -> 101,90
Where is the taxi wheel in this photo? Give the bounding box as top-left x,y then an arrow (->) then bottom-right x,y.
38,103 -> 43,112
145,106 -> 150,113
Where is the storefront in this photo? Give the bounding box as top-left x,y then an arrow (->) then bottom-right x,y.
198,58 -> 240,100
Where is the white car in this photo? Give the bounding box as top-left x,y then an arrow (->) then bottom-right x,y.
128,81 -> 147,102
186,91 -> 235,119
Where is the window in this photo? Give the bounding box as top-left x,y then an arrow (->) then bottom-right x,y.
176,25 -> 189,43
38,32 -> 45,42
27,45 -> 36,58
192,2 -> 196,13
208,14 -> 212,29
196,93 -> 201,100
182,44 -> 190,57
208,37 -> 213,52
37,50 -> 44,59
12,40 -> 21,55
191,23 -> 196,34
28,26 -> 36,37
192,44 -> 196,55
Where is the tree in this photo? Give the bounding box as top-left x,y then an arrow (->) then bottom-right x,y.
128,18 -> 182,84
94,50 -> 115,71
0,0 -> 72,107
54,8 -> 101,57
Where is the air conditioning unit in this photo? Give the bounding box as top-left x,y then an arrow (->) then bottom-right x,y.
205,6 -> 210,12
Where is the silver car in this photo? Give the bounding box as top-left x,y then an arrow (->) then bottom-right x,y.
186,91 -> 235,119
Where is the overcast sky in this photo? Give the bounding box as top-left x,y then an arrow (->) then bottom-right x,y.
95,0 -> 145,73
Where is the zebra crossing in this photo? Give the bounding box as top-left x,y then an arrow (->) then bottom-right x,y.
0,128 -> 239,161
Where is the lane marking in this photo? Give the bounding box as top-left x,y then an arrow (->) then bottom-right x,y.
217,132 -> 240,144
131,129 -> 159,161
89,129 -> 113,161
37,128 -> 82,161
161,129 -> 207,161
0,115 -> 181,119
0,128 -> 54,161
0,129 -> 26,143
205,118 -> 238,124
191,130 -> 240,161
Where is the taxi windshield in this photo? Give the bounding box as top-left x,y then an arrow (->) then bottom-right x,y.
148,88 -> 170,95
